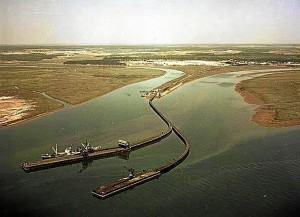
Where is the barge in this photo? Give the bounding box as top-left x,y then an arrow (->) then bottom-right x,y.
21,124 -> 172,173
21,145 -> 130,172
92,170 -> 161,199
92,98 -> 190,200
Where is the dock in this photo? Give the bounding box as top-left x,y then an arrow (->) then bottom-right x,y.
21,103 -> 172,173
92,96 -> 190,199
92,170 -> 161,199
22,146 -> 129,172
22,89 -> 190,199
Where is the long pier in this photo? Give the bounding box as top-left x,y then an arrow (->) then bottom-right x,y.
92,96 -> 190,199
21,86 -> 190,199
21,112 -> 172,172
148,96 -> 190,174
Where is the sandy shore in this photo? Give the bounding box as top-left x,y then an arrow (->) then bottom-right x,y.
235,83 -> 300,127
0,96 -> 36,128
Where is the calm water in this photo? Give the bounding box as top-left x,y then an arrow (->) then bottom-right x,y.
1,69 -> 299,217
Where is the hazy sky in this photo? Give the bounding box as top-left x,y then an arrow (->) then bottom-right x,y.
0,0 -> 299,44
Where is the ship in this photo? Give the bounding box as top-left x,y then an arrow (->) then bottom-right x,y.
41,140 -> 101,159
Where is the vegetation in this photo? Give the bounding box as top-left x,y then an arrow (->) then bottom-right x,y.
103,53 -> 300,63
236,70 -> 300,127
0,63 -> 164,124
1,44 -> 299,126
0,53 -> 61,61
68,44 -> 300,63
2,44 -> 300,63
64,58 -> 126,66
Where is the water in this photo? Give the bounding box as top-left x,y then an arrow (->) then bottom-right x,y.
154,70 -> 300,217
1,69 -> 299,217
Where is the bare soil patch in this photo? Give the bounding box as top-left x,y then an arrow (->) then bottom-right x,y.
0,96 -> 36,127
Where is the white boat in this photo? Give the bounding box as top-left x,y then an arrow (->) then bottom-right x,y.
41,140 -> 102,159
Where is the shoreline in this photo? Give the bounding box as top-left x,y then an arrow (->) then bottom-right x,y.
0,67 -> 169,128
151,65 -> 288,98
235,81 -> 300,128
3,66 -> 299,129
1,106 -> 63,128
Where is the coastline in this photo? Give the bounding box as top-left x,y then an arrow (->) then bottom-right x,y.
235,81 -> 300,128
3,66 -> 299,129
0,68 -> 169,128
151,65 -> 288,98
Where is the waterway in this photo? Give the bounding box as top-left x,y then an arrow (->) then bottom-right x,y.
0,68 -> 299,217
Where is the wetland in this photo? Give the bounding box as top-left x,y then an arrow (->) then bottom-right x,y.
1,45 -> 300,216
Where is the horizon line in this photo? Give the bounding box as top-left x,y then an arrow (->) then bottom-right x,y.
1,42 -> 300,46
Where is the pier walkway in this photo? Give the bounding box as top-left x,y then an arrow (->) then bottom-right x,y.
92,96 -> 190,199
21,88 -> 190,200
21,101 -> 172,172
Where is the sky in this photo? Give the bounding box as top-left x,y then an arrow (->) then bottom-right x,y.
0,0 -> 300,45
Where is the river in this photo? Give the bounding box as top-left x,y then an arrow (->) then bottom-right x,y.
0,68 -> 299,217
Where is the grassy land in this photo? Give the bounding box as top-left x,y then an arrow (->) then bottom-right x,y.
1,44 -> 299,127
0,64 -> 164,125
74,44 -> 300,63
64,58 -> 126,66
2,44 -> 299,63
236,70 -> 300,127
0,53 -> 61,61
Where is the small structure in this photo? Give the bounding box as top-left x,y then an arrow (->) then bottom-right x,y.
124,166 -> 135,179
118,140 -> 130,149
141,89 -> 162,98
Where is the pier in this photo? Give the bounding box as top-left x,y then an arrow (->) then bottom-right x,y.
21,88 -> 190,199
92,170 -> 162,199
21,106 -> 172,172
92,95 -> 190,199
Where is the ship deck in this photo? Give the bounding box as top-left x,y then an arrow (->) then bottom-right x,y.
21,147 -> 128,172
92,170 -> 161,199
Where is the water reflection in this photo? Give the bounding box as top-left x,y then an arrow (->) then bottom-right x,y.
77,159 -> 93,173
1,68 -> 299,217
